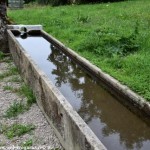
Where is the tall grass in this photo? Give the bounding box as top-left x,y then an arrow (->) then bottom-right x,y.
8,0 -> 150,101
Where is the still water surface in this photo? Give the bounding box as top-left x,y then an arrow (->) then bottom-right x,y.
16,36 -> 150,150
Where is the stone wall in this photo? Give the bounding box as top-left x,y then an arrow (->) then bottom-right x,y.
0,0 -> 8,53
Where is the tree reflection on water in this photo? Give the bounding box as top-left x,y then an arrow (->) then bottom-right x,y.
47,45 -> 150,150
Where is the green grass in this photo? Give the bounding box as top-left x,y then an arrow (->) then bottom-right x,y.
3,84 -> 36,118
0,66 -> 19,80
8,0 -> 150,101
21,139 -> 33,147
0,52 -> 5,61
0,61 -> 36,107
3,85 -> 14,91
3,84 -> 36,106
2,124 -> 35,139
3,83 -> 36,107
0,52 -> 12,63
4,101 -> 27,118
8,76 -> 22,83
18,84 -> 36,106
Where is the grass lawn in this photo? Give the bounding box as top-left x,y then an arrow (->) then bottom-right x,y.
8,0 -> 150,101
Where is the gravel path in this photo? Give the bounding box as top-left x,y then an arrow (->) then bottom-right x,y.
0,58 -> 63,150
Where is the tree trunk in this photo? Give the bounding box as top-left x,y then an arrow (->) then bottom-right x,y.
0,0 -> 8,53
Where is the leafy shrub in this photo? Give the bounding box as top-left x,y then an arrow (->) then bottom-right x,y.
37,0 -> 68,6
74,0 -> 126,4
36,0 -> 126,5
24,0 -> 36,4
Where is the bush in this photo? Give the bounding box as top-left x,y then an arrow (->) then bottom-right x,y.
37,0 -> 68,6
74,0 -> 126,4
24,0 -> 36,4
25,0 -> 126,5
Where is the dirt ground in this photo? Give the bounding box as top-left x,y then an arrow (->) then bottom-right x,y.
0,57 -> 63,150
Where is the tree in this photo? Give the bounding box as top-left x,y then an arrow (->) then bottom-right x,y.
0,0 -> 7,19
74,0 -> 126,4
0,0 -> 8,53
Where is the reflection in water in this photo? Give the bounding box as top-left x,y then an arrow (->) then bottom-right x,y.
16,36 -> 150,150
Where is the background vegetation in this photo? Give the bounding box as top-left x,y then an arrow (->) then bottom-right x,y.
24,0 -> 126,6
8,0 -> 150,101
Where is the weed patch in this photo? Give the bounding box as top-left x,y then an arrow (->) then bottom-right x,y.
3,85 -> 15,91
21,139 -> 33,147
3,84 -> 37,106
19,84 -> 36,106
3,84 -> 36,118
8,76 -> 22,83
0,52 -> 5,61
4,101 -> 27,118
0,66 -> 19,80
3,85 -> 20,93
0,52 -> 12,63
2,124 -> 35,139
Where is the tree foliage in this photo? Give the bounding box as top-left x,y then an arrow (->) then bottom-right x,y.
25,0 -> 126,6
0,0 -> 7,20
37,0 -> 68,6
76,0 -> 126,4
